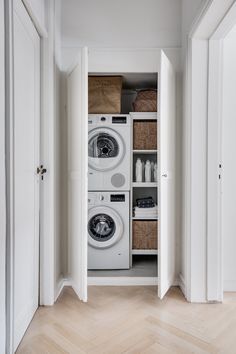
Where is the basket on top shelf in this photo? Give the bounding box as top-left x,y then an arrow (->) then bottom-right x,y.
132,220 -> 158,250
133,120 -> 157,150
133,89 -> 157,112
88,76 -> 122,114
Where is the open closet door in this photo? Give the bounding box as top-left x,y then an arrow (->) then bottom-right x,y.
68,48 -> 88,301
158,51 -> 176,299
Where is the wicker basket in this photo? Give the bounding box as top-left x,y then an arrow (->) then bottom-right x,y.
133,121 -> 157,150
133,89 -> 157,112
132,220 -> 158,249
88,76 -> 122,114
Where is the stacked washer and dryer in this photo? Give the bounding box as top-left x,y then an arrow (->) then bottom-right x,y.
87,115 -> 131,269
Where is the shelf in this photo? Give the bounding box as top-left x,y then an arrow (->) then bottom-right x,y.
132,249 -> 158,255
133,182 -> 157,188
130,112 -> 157,121
133,150 -> 158,154
132,216 -> 158,220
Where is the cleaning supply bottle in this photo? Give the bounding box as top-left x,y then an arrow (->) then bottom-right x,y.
151,161 -> 154,182
145,160 -> 151,182
142,160 -> 145,182
135,158 -> 142,182
154,163 -> 157,182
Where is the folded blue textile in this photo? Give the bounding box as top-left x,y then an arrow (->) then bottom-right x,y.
136,197 -> 155,208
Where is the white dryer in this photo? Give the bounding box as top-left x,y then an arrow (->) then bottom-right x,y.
88,191 -> 130,269
88,114 -> 131,191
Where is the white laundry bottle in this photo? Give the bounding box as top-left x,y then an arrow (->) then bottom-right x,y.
154,163 -> 157,182
135,158 -> 143,182
145,160 -> 151,182
142,160 -> 145,182
151,161 -> 154,182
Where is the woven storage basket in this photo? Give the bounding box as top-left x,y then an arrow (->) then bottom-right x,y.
88,76 -> 122,114
133,89 -> 157,112
133,120 -> 157,150
133,220 -> 158,249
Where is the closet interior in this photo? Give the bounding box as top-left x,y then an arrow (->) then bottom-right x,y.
87,72 -> 159,282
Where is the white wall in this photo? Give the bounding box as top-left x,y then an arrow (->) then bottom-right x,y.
0,0 -> 6,351
222,25 -> 236,291
61,0 -> 182,49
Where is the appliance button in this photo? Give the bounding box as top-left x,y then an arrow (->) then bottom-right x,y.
101,117 -> 106,122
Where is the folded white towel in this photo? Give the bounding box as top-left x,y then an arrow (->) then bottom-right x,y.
134,204 -> 158,218
134,204 -> 157,210
134,205 -> 157,212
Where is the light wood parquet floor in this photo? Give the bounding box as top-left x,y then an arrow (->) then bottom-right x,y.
16,286 -> 236,354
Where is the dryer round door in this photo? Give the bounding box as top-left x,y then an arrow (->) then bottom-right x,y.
88,206 -> 124,249
88,127 -> 125,172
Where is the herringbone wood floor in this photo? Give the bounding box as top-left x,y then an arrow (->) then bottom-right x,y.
17,286 -> 236,354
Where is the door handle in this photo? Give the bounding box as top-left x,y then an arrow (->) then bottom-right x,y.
37,165 -> 47,180
162,173 -> 168,178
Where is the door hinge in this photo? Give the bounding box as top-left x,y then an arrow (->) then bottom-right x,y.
219,163 -> 222,180
37,165 -> 47,180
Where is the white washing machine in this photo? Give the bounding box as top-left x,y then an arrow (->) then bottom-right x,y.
88,191 -> 130,269
88,114 -> 131,191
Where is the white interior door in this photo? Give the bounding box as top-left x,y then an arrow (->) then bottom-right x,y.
68,48 -> 88,301
158,50 -> 176,299
13,0 -> 40,350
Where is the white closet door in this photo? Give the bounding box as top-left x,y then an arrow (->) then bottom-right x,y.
68,48 -> 88,301
13,0 -> 40,349
158,51 -> 176,299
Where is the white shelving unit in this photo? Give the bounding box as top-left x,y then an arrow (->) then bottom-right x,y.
132,250 -> 158,255
132,216 -> 158,220
130,112 -> 157,120
133,182 -> 157,188
133,150 -> 158,154
131,113 -> 158,262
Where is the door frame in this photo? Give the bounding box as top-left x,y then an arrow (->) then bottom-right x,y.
5,0 -> 57,352
185,0 -> 236,302
0,1 -> 6,353
207,2 -> 236,301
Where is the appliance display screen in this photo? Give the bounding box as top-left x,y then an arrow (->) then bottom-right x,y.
112,116 -> 127,124
110,194 -> 125,202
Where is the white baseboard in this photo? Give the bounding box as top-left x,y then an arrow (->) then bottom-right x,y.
87,276 -> 158,286
55,276 -> 183,293
63,278 -> 72,287
224,280 -> 236,292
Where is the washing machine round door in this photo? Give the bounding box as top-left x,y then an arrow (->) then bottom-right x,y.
88,127 -> 125,172
88,206 -> 124,249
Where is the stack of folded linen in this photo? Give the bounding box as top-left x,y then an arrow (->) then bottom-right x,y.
134,204 -> 158,218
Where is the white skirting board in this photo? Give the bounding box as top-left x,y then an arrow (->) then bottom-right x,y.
88,277 -> 158,286
56,277 -> 185,298
223,281 -> 236,292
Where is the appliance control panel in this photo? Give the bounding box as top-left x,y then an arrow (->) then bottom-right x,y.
88,114 -> 130,126
112,116 -> 127,124
110,194 -> 125,202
